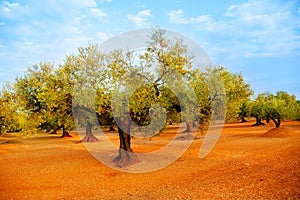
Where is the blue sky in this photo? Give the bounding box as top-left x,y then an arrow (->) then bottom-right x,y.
0,0 -> 299,98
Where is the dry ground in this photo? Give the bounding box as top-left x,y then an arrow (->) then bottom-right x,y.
0,120 -> 299,199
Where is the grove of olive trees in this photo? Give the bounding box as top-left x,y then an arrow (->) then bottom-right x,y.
0,28 -> 299,166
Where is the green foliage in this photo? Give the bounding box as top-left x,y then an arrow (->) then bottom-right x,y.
265,91 -> 299,126
216,66 -> 253,122
3,28 -> 298,137
250,94 -> 266,119
238,100 -> 251,122
296,101 -> 300,121
189,68 -> 211,125
70,44 -> 108,131
250,91 -> 299,127
107,28 -> 198,137
14,63 -> 55,134
0,84 -> 23,134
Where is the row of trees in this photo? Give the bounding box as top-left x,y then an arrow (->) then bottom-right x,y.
240,91 -> 300,128
0,29 -> 299,166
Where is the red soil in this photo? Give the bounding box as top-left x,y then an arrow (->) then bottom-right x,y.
0,120 -> 299,199
263,127 -> 298,138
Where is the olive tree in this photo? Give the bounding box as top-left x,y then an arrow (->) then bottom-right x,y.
14,63 -> 57,135
264,91 -> 299,128
105,29 -> 196,167
0,83 -> 23,134
72,44 -> 108,142
217,66 -> 253,122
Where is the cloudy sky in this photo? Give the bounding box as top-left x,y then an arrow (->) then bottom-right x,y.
0,0 -> 299,98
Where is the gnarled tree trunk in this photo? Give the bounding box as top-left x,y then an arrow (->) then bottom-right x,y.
270,117 -> 281,128
241,117 -> 247,123
81,120 -> 99,142
61,125 -> 72,137
182,121 -> 194,133
108,126 -> 116,131
113,117 -> 138,168
177,121 -> 198,140
266,115 -> 270,124
252,117 -> 265,126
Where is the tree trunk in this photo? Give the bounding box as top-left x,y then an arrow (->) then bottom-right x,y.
113,117 -> 138,168
252,117 -> 265,126
182,122 -> 194,133
108,126 -> 116,131
61,125 -> 72,138
241,117 -> 247,123
270,117 -> 281,128
266,116 -> 270,124
0,116 -> 4,135
81,121 -> 99,142
178,121 -> 197,140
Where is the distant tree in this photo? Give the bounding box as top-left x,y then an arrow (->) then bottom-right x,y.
0,83 -> 23,134
250,91 -> 299,128
264,91 -> 299,128
198,66 -> 252,123
40,64 -> 75,137
14,63 -> 55,135
14,62 -> 75,137
190,68 -> 211,132
0,115 -> 4,135
217,67 -> 253,122
296,100 -> 300,121
238,100 -> 251,122
250,93 -> 267,126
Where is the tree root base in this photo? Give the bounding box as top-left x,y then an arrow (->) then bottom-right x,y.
113,151 -> 139,168
61,132 -> 72,138
80,135 -> 99,142
251,122 -> 265,127
176,133 -> 200,140
108,127 -> 117,131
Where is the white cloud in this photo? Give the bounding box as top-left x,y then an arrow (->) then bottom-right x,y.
0,0 -> 111,73
168,9 -> 211,25
90,8 -> 107,18
96,32 -> 109,42
127,9 -> 152,27
225,0 -> 295,27
0,1 -> 29,19
0,1 -> 18,10
0,1 -> 20,12
59,0 -> 97,9
168,0 -> 300,58
222,0 -> 300,57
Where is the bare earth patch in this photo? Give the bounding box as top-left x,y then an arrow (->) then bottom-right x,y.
0,121 -> 299,199
263,127 -> 298,138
